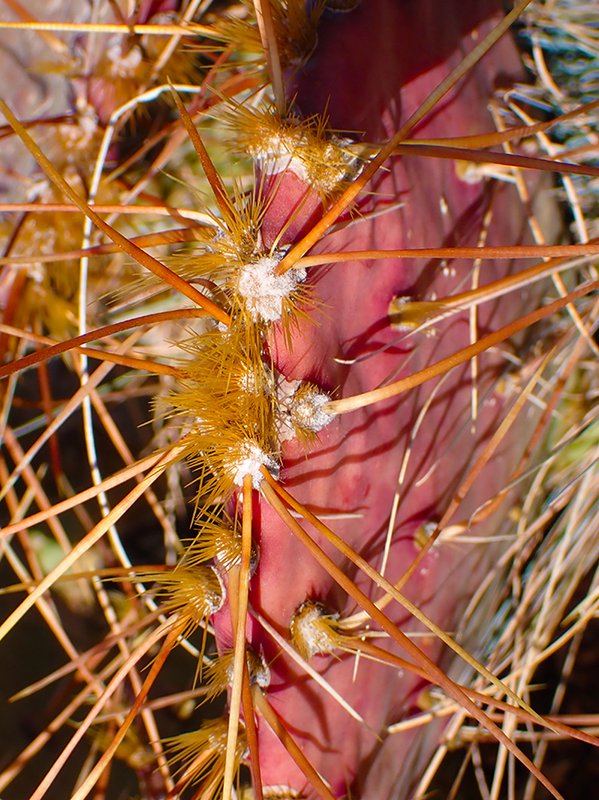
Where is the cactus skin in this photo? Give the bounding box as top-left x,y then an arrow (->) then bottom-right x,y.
208,1 -> 550,796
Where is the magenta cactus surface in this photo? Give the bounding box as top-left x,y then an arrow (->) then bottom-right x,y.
210,2 -> 549,796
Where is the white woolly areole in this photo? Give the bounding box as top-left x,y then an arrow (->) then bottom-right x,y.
106,36 -> 142,77
223,650 -> 270,689
276,380 -> 335,442
275,378 -> 301,442
224,442 -> 279,489
291,602 -> 338,660
237,363 -> 273,397
248,654 -> 271,689
292,390 -> 335,432
237,256 -> 306,323
251,131 -> 311,181
256,150 -> 311,183
202,567 -> 227,616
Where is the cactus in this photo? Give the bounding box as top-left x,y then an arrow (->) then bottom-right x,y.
0,1 -> 598,799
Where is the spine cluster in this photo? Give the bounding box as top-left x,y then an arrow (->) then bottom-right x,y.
153,93 -> 357,798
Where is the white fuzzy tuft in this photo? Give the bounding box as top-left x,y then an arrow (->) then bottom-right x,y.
292,389 -> 334,432
237,256 -> 306,323
106,37 -> 142,78
276,380 -> 335,441
290,601 -> 338,660
225,441 -> 279,489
